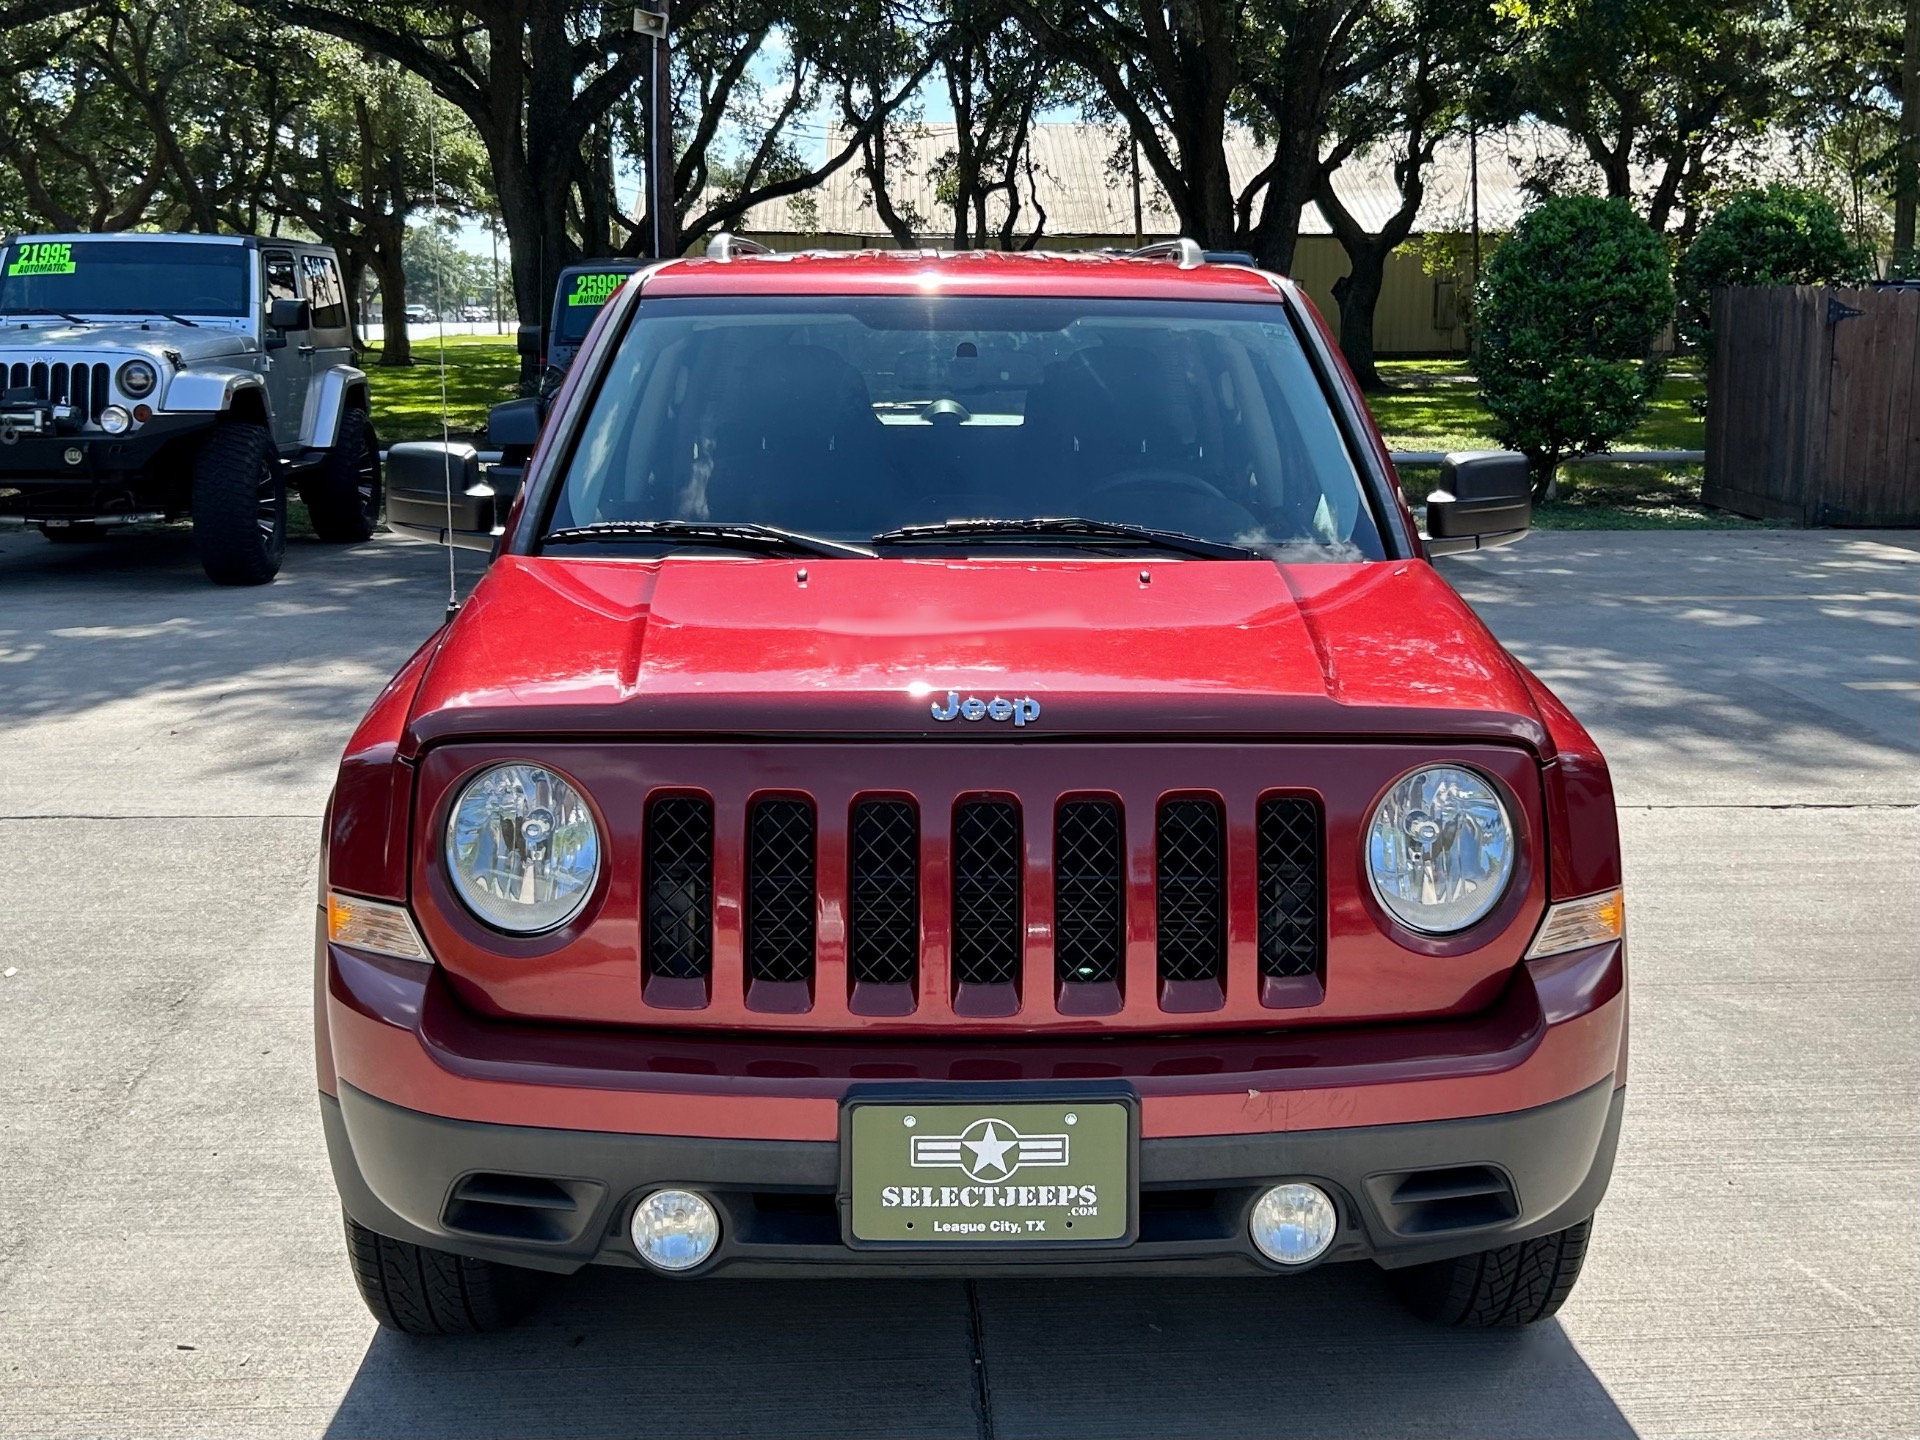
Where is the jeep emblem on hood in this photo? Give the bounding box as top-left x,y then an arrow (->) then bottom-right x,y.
930,691 -> 1041,726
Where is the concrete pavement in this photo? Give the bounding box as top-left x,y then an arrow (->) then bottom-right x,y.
0,525 -> 1913,1438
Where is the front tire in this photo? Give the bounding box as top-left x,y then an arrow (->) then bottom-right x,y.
343,1214 -> 548,1335
304,406 -> 381,543
191,422 -> 284,585
1389,1218 -> 1593,1327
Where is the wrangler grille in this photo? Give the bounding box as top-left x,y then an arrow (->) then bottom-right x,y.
643,796 -> 713,981
746,799 -> 816,983
1257,797 -> 1322,979
1156,799 -> 1225,983
849,800 -> 918,985
951,801 -> 1022,986
7,360 -> 111,421
1054,800 -> 1124,984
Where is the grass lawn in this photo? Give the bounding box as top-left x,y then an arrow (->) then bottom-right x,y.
363,333 -> 520,443
1366,359 -> 1705,453
1364,359 -> 1768,529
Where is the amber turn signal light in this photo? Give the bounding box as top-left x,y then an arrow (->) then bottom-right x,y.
1524,888 -> 1624,960
327,890 -> 430,962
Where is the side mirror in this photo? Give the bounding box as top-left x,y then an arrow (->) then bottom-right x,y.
385,441 -> 497,553
516,322 -> 544,361
268,297 -> 311,332
486,395 -> 544,450
1423,450 -> 1531,555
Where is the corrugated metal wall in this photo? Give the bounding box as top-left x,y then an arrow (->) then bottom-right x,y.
757,233 -> 1468,357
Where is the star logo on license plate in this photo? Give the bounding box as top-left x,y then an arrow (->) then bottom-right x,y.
910,1117 -> 1070,1182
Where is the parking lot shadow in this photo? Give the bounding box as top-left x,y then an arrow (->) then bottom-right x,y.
321,1268 -> 1637,1439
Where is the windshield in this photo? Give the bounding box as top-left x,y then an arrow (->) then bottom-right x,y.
547,295 -> 1386,560
554,268 -> 638,344
0,239 -> 250,318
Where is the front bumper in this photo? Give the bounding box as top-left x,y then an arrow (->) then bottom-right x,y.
319,936 -> 1627,1278
324,1078 -> 1622,1278
0,414 -> 210,506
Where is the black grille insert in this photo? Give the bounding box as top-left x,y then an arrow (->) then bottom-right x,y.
1055,800 -> 1124,984
952,801 -> 1022,986
1157,799 -> 1224,983
1257,796 -> 1322,979
747,799 -> 816,983
849,800 -> 918,985
643,796 -> 713,981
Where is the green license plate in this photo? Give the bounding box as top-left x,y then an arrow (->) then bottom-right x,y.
844,1096 -> 1134,1246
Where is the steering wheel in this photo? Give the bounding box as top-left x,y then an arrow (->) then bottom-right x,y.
923,397 -> 972,426
1084,468 -> 1231,504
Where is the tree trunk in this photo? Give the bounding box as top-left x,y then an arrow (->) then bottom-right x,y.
371,248 -> 412,367
1331,242 -> 1388,390
1894,0 -> 1919,277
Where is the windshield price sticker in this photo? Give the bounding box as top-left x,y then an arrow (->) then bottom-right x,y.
848,1099 -> 1132,1244
566,271 -> 627,307
7,242 -> 76,276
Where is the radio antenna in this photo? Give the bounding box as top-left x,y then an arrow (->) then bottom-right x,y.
430,101 -> 459,621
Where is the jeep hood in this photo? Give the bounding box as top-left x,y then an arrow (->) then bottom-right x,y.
403,555 -> 1550,752
0,321 -> 254,363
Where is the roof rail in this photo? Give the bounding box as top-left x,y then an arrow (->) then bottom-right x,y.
1127,237 -> 1205,269
705,232 -> 772,261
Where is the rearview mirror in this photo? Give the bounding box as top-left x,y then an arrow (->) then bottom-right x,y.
1423,451 -> 1531,555
385,441 -> 498,553
268,297 -> 311,331
516,322 -> 544,361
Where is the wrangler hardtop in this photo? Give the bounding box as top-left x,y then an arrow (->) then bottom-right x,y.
0,231 -> 381,584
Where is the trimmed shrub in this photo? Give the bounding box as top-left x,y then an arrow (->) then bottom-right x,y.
1475,195 -> 1675,499
1675,185 -> 1872,344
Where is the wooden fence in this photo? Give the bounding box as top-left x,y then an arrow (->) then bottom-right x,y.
1704,284 -> 1920,526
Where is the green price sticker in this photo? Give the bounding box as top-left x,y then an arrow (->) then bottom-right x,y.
7,242 -> 76,276
566,272 -> 626,307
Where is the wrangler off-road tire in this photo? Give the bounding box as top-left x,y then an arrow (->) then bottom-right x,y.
304,406 -> 381,543
344,1214 -> 548,1335
191,422 -> 285,585
1389,1217 -> 1593,1327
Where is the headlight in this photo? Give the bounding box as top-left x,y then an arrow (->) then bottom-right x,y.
445,763 -> 601,933
1366,765 -> 1514,934
116,359 -> 157,399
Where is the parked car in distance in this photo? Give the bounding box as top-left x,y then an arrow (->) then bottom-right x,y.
326,238 -> 1625,1335
404,303 -> 433,325
460,304 -> 490,324
0,232 -> 379,583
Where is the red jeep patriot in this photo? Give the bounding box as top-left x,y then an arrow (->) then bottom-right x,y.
319,241 -> 1626,1334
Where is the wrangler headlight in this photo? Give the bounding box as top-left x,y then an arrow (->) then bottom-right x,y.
445,763 -> 600,933
1366,765 -> 1514,935
116,359 -> 157,399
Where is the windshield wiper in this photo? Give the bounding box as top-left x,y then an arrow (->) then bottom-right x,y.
115,309 -> 198,327
542,520 -> 875,559
1,306 -> 86,324
870,516 -> 1264,561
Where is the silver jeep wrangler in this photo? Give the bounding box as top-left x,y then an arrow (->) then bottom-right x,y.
0,232 -> 379,584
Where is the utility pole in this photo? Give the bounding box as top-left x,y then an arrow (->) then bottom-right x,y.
1130,138 -> 1144,248
635,2 -> 675,259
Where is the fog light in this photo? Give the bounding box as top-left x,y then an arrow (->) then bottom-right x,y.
99,405 -> 132,435
1249,1183 -> 1337,1266
630,1189 -> 719,1271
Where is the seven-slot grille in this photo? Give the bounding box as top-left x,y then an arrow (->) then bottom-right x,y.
631,789 -> 1324,1016
5,360 -> 113,421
